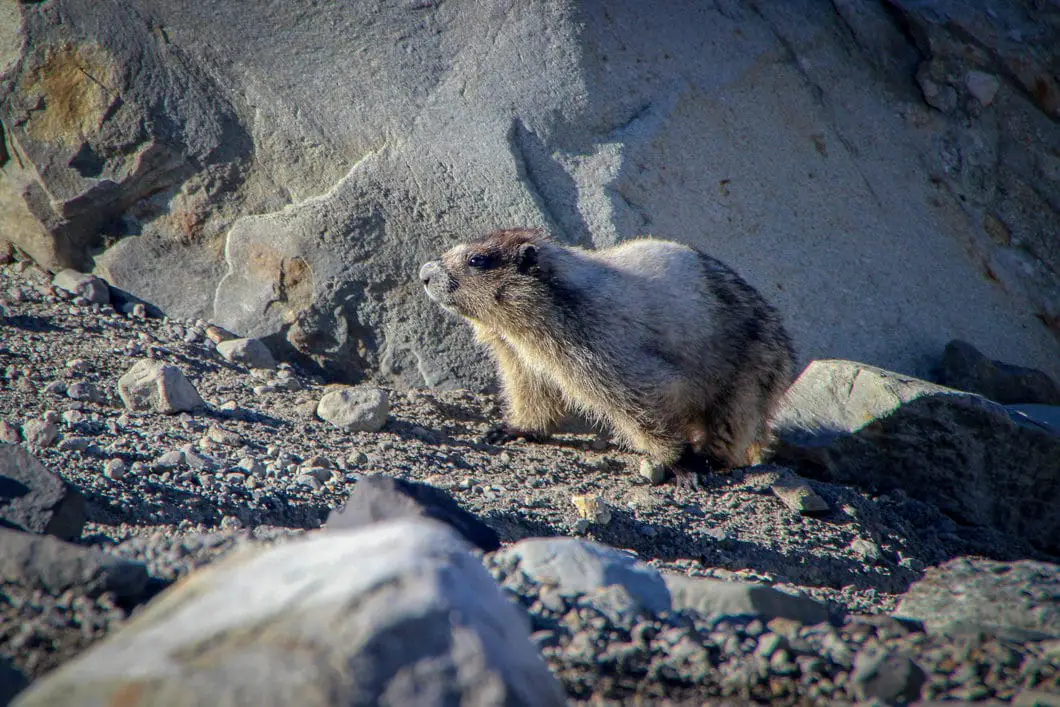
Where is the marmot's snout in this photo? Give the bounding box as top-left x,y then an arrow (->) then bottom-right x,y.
419,260 -> 442,287
419,260 -> 455,309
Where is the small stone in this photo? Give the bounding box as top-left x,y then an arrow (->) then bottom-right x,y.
57,437 -> 91,453
118,359 -> 203,414
965,70 -> 1000,107
204,325 -> 232,344
43,380 -> 67,396
153,450 -> 185,470
639,458 -> 667,485
131,303 -> 147,318
296,474 -> 323,490
207,425 -> 244,447
129,461 -> 148,476
22,419 -> 59,448
346,451 -> 369,467
104,459 -> 128,480
216,337 -> 276,370
316,386 -> 389,432
571,494 -> 612,525
0,421 -> 20,444
304,466 -> 332,483
850,537 -> 883,563
51,269 -> 110,305
237,457 -> 265,476
851,648 -> 927,704
770,471 -> 829,514
61,410 -> 85,425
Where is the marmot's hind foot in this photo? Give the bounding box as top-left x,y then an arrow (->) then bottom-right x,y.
483,425 -> 550,446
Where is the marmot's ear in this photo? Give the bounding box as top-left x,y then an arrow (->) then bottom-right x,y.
517,242 -> 539,273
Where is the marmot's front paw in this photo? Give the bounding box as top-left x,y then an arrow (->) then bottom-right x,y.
670,465 -> 705,491
482,425 -> 547,445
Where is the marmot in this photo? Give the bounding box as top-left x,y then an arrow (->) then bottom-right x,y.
419,228 -> 796,482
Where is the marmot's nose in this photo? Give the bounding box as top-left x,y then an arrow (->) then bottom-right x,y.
419,261 -> 441,286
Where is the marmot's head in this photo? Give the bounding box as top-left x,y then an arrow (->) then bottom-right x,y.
420,228 -> 549,327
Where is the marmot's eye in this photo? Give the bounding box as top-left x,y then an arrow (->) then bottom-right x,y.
467,254 -> 493,269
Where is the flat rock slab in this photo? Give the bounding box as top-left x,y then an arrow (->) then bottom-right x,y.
773,359 -> 1060,553
496,537 -> 671,615
0,445 -> 85,540
0,527 -> 148,600
117,360 -> 203,414
663,574 -> 830,625
326,474 -> 500,551
13,520 -> 566,707
894,558 -> 1060,640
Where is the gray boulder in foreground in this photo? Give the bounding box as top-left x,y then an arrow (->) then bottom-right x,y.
894,558 -> 1060,641
772,360 -> 1060,553
13,520 -> 566,707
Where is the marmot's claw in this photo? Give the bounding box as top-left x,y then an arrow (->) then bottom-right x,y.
483,425 -> 545,445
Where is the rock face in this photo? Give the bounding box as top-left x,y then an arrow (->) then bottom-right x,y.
0,445 -> 85,540
3,0 -> 1059,389
13,520 -> 567,707
772,359 -> 1060,553
894,558 -> 1060,640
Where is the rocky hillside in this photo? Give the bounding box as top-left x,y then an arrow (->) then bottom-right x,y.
2,0 -> 1059,388
1,241 -> 1058,704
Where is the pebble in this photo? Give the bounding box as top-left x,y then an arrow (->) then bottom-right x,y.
639,458 -> 667,485
571,494 -> 612,525
237,457 -> 265,477
103,459 -> 128,480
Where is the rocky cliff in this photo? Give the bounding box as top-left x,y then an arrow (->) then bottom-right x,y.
2,0 -> 1058,387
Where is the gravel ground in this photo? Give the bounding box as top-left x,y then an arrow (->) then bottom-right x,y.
1,256 -> 1057,705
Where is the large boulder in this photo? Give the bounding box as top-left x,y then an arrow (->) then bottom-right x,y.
2,1 -> 1058,387
13,520 -> 567,707
772,360 -> 1060,553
